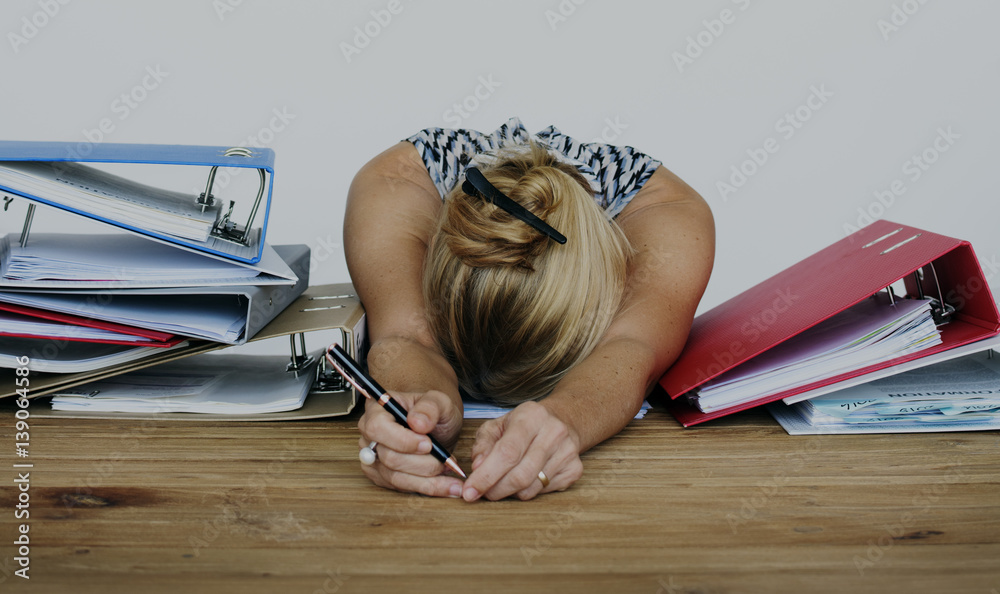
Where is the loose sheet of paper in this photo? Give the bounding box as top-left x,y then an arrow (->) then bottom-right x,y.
463,398 -> 652,420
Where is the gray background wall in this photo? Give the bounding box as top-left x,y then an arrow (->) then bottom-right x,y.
2,1 -> 997,342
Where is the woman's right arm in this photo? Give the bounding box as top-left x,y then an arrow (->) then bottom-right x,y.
343,142 -> 466,498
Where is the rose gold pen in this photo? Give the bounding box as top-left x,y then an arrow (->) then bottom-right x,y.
325,343 -> 467,479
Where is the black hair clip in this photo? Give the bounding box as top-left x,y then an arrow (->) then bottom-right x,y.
462,167 -> 567,245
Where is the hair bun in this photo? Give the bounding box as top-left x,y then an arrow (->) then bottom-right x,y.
440,144 -> 590,270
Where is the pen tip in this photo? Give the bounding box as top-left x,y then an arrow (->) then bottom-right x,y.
447,458 -> 467,479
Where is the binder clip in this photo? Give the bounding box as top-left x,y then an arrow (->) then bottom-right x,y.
286,332 -> 314,375
883,265 -> 955,326
200,147 -> 267,247
285,332 -> 349,395
914,266 -> 956,326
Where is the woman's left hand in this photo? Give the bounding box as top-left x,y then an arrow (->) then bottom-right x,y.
462,400 -> 584,501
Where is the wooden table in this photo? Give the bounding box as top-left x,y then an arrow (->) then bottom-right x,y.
1,401 -> 998,593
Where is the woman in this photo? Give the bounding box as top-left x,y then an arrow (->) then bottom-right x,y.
344,117 -> 714,502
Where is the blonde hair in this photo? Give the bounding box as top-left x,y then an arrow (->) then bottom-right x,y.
423,142 -> 632,405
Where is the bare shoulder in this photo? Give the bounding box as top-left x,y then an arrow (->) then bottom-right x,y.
601,165 -> 714,366
343,142 -> 442,347
615,166 -> 714,266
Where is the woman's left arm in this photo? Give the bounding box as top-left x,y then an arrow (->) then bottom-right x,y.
461,166 -> 715,501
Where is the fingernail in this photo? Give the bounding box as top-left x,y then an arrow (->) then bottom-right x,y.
463,487 -> 479,502
417,439 -> 431,454
448,484 -> 462,498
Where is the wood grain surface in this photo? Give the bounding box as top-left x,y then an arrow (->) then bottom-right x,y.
1,400 -> 997,593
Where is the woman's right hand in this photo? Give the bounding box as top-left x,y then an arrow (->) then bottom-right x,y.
356,388 -> 466,498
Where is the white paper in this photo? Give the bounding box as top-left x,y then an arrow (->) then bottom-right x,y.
462,398 -> 652,420
0,310 -> 164,344
50,352 -> 316,414
0,290 -> 247,343
0,161 -> 218,241
0,336 -> 189,373
0,233 -> 296,288
767,350 -> 1000,434
694,295 -> 941,412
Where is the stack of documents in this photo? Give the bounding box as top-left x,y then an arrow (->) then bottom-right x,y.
0,290 -> 248,344
2,233 -> 263,283
49,353 -> 316,414
0,161 -> 219,242
0,336 -> 188,373
0,233 -> 300,288
1,300 -> 184,345
691,294 -> 942,413
0,141 -> 308,377
768,351 -> 1000,433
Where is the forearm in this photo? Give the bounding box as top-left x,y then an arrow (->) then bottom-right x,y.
367,336 -> 461,403
541,336 -> 659,454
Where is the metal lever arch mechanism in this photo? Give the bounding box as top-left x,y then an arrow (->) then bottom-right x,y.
198,147 -> 268,247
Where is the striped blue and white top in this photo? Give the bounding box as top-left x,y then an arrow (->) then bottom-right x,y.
405,117 -> 661,219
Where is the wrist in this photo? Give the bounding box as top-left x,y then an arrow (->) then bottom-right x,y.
539,396 -> 584,454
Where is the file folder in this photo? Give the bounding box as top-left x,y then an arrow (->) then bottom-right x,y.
659,220 -> 1000,426
0,301 -> 182,346
0,283 -> 367,421
0,244 -> 310,350
0,141 -> 276,265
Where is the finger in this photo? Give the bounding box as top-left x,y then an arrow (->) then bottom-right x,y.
406,390 -> 453,436
514,456 -> 583,501
463,419 -> 540,501
470,417 -> 505,470
362,462 -> 465,498
481,441 -> 552,501
358,398 -> 432,455
366,441 -> 449,478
